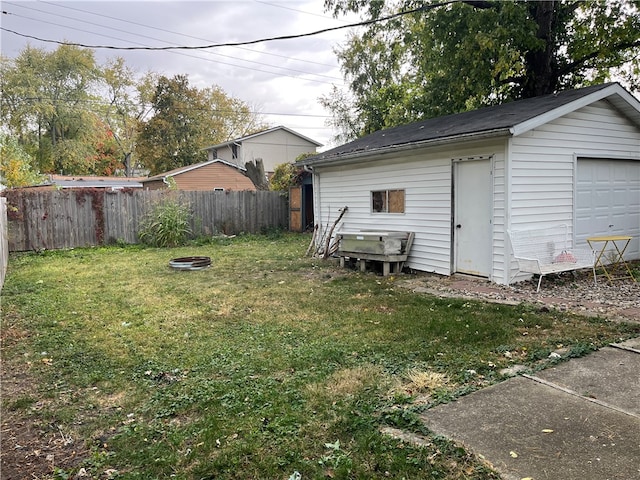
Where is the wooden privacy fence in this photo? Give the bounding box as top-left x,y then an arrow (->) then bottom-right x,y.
4,189 -> 289,252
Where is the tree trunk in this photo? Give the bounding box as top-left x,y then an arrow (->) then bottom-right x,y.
522,0 -> 559,97
124,152 -> 132,177
244,158 -> 269,190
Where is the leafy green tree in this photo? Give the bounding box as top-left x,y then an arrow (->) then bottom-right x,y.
135,75 -> 267,175
0,45 -> 105,173
100,58 -> 157,176
322,0 -> 640,140
269,163 -> 298,191
204,85 -> 267,142
270,153 -> 316,191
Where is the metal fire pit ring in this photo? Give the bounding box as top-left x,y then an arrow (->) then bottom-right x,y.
169,256 -> 212,270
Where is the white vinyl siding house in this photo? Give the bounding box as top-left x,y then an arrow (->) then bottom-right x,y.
300,83 -> 640,287
204,126 -> 322,174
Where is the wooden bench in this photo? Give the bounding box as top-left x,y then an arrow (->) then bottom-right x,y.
508,224 -> 595,292
337,231 -> 415,276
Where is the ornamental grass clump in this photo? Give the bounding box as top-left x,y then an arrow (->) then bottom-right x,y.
137,195 -> 192,247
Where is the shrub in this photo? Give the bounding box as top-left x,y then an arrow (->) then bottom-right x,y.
137,196 -> 192,247
269,163 -> 298,192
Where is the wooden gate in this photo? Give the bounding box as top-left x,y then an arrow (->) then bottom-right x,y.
289,186 -> 302,232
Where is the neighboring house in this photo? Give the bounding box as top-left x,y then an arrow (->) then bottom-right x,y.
297,82 -> 640,286
141,159 -> 256,191
23,174 -> 144,191
204,126 -> 322,174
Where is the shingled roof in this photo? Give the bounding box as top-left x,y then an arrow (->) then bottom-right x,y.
301,83 -> 640,166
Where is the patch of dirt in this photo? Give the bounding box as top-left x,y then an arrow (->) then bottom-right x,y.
399,265 -> 640,323
1,358 -> 89,479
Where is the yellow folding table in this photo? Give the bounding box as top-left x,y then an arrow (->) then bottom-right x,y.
587,235 -> 637,283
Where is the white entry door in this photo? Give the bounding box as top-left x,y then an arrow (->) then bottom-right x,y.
454,158 -> 492,276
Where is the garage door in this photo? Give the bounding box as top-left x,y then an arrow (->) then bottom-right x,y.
576,158 -> 640,260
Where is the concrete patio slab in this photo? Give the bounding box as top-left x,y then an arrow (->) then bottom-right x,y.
420,344 -> 640,480
533,346 -> 640,416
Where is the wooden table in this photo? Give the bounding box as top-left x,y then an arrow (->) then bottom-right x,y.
587,235 -> 636,283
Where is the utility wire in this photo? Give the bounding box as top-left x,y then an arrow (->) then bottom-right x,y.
2,5 -> 342,83
5,1 -> 341,80
253,0 -> 349,22
43,0 -> 339,69
11,96 -> 333,118
1,1 -> 455,51
0,14 -> 338,85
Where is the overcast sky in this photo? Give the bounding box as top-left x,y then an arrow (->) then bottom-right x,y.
1,1 -> 360,150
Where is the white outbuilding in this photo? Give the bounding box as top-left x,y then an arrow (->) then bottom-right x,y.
298,83 -> 640,285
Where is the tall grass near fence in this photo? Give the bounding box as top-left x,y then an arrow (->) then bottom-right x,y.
3,189 -> 288,251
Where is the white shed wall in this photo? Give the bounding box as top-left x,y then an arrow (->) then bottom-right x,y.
313,141 -> 506,276
510,100 -> 639,228
506,100 -> 640,283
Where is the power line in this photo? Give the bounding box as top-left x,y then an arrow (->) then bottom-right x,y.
43,0 -> 339,69
11,96 -> 333,118
2,4 -> 343,83
1,1 -> 454,51
0,19 -> 338,86
6,1 -> 341,80
253,0 -> 349,22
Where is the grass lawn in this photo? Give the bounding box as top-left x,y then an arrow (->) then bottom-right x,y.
2,232 -> 639,479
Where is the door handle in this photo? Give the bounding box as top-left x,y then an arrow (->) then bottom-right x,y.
456,224 -> 462,229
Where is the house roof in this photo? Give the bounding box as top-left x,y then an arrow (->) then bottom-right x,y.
142,159 -> 246,183
299,83 -> 640,167
32,175 -> 144,189
203,125 -> 322,151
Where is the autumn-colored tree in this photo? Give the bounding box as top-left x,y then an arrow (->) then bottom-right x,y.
0,134 -> 44,188
135,75 -> 267,175
2,46 -> 266,177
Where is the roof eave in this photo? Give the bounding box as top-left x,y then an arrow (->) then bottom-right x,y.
511,83 -> 640,136
203,126 -> 323,151
299,128 -> 512,168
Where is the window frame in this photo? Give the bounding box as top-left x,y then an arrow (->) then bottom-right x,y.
371,189 -> 405,214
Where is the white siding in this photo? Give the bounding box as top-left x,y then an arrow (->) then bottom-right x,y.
241,130 -> 318,173
492,151 -> 508,283
506,100 -> 640,284
313,140 -> 505,276
510,100 -> 639,230
210,130 -> 318,173
312,100 -> 640,286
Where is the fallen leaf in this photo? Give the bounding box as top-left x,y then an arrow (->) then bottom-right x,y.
509,451 -> 518,458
